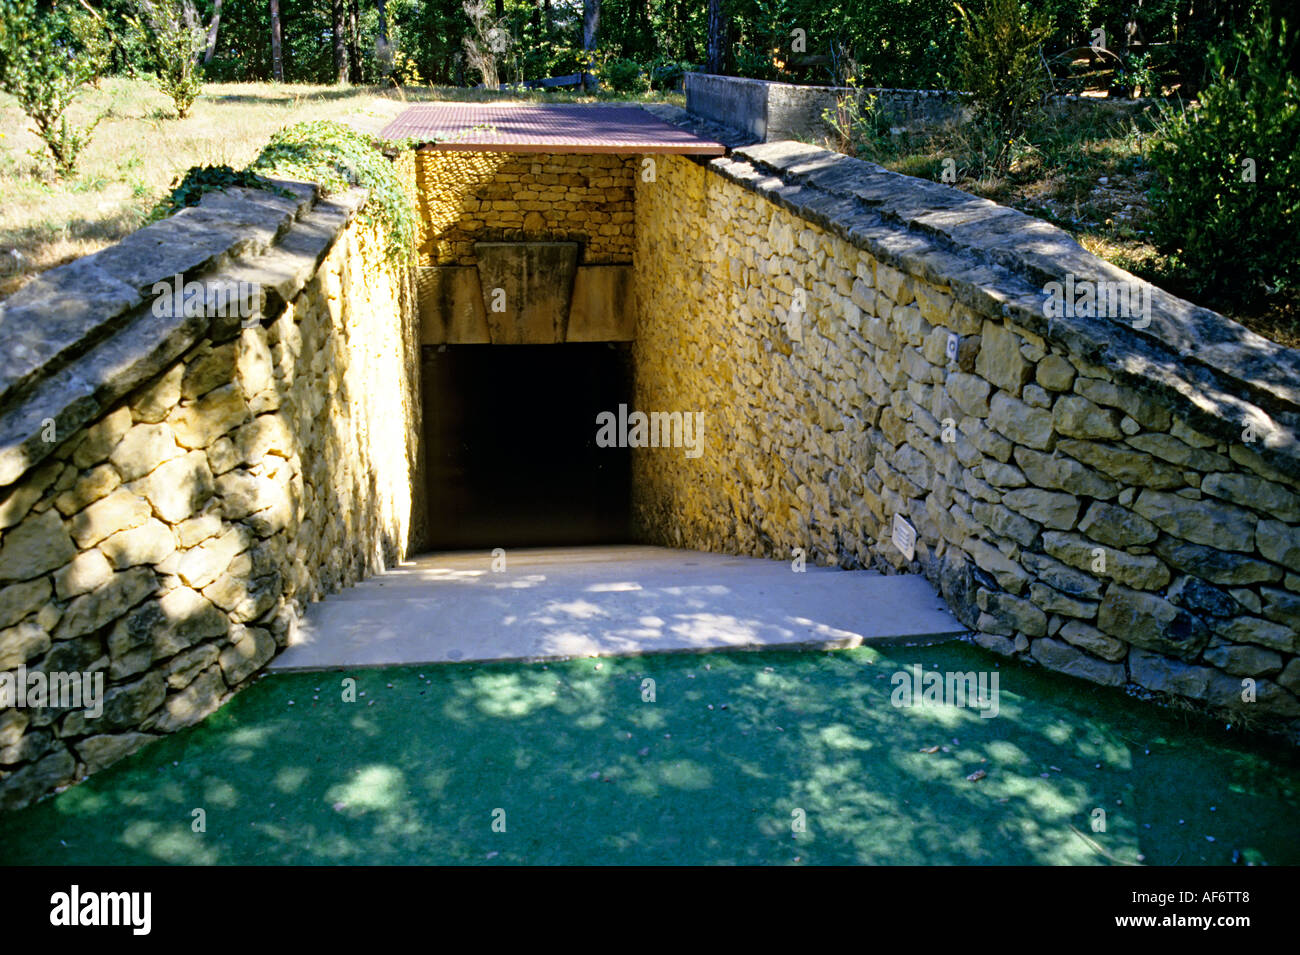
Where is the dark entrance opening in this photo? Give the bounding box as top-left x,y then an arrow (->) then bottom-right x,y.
421,343 -> 633,550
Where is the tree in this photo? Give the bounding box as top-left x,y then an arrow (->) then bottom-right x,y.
132,0 -> 205,117
463,0 -> 508,87
348,0 -> 360,81
582,0 -> 599,89
202,0 -> 223,63
269,0 -> 282,80
706,0 -> 726,74
332,0 -> 348,82
0,0 -> 106,175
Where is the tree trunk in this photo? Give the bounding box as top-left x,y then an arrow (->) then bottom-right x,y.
377,0 -> 389,43
203,0 -> 223,64
706,0 -> 727,74
332,0 -> 349,83
270,0 -> 283,81
348,0 -> 361,81
582,0 -> 600,89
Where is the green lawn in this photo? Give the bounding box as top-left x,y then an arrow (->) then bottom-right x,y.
2,642 -> 1296,865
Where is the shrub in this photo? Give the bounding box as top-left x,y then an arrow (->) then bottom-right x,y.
822,88 -> 889,159
0,0 -> 107,177
955,0 -> 1054,151
602,57 -> 648,93
647,57 -> 694,91
249,120 -> 416,265
1147,16 -> 1300,299
129,0 -> 205,118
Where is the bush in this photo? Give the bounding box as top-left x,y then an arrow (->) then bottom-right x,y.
1147,16 -> 1300,299
129,0 -> 205,118
955,0 -> 1054,151
249,120 -> 416,265
602,57 -> 648,93
0,0 -> 107,177
647,57 -> 694,91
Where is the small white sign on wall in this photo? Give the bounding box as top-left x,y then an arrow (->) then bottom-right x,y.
892,513 -> 917,561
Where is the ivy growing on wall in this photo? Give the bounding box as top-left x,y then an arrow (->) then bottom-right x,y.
250,120 -> 418,266
157,121 -> 419,266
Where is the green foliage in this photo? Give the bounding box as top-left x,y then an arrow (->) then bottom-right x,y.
0,0 -> 107,176
821,89 -> 890,159
148,163 -> 289,220
1113,50 -> 1158,98
65,6 -> 114,86
1147,16 -> 1300,298
955,0 -> 1054,145
129,0 -> 205,118
602,57 -> 649,93
646,56 -> 696,91
250,120 -> 416,265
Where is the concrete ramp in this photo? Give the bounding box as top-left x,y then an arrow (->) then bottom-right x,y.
271,546 -> 967,670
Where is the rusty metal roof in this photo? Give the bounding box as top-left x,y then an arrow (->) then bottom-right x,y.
379,103 -> 726,155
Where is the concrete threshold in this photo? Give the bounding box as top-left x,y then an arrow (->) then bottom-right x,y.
270,545 -> 968,671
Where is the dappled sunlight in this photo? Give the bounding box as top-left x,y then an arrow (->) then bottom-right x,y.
326,765 -> 406,813
274,767 -> 312,794
453,671 -> 559,718
666,612 -> 774,645
490,574 -> 547,589
536,598 -> 607,620
120,820 -> 221,865
2,642 -> 1296,865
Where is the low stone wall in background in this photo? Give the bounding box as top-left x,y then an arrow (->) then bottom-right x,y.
632,144 -> 1300,732
0,183 -> 420,810
684,72 -> 1157,144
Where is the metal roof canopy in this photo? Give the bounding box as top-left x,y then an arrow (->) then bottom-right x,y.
379,103 -> 726,155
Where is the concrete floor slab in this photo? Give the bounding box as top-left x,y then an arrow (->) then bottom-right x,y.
270,545 -> 968,670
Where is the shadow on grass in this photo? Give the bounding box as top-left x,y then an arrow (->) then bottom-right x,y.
1,642 -> 1296,865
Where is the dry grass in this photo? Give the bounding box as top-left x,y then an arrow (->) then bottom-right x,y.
826,105 -> 1299,347
0,77 -> 680,298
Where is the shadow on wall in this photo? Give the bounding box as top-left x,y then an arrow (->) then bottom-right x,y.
0,210 -> 420,811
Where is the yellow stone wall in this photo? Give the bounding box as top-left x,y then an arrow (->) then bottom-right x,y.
413,151 -> 636,265
0,210 -> 420,809
633,153 -> 1300,721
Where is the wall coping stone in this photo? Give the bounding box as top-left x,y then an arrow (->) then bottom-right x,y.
0,182 -> 368,489
669,135 -> 1297,475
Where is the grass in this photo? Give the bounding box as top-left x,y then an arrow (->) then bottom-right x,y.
825,101 -> 1300,348
1,641 -> 1295,865
0,77 -> 681,298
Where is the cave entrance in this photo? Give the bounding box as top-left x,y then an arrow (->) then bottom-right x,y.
421,343 -> 633,550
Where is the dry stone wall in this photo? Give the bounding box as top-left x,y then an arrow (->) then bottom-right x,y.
414,151 -> 635,265
633,145 -> 1300,731
0,182 -> 420,810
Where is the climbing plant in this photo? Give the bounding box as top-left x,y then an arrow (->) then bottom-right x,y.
249,120 -> 417,265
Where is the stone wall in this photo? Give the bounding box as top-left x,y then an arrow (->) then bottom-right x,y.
413,151 -> 635,265
0,182 -> 421,809
685,72 -> 1156,144
632,146 -> 1300,731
